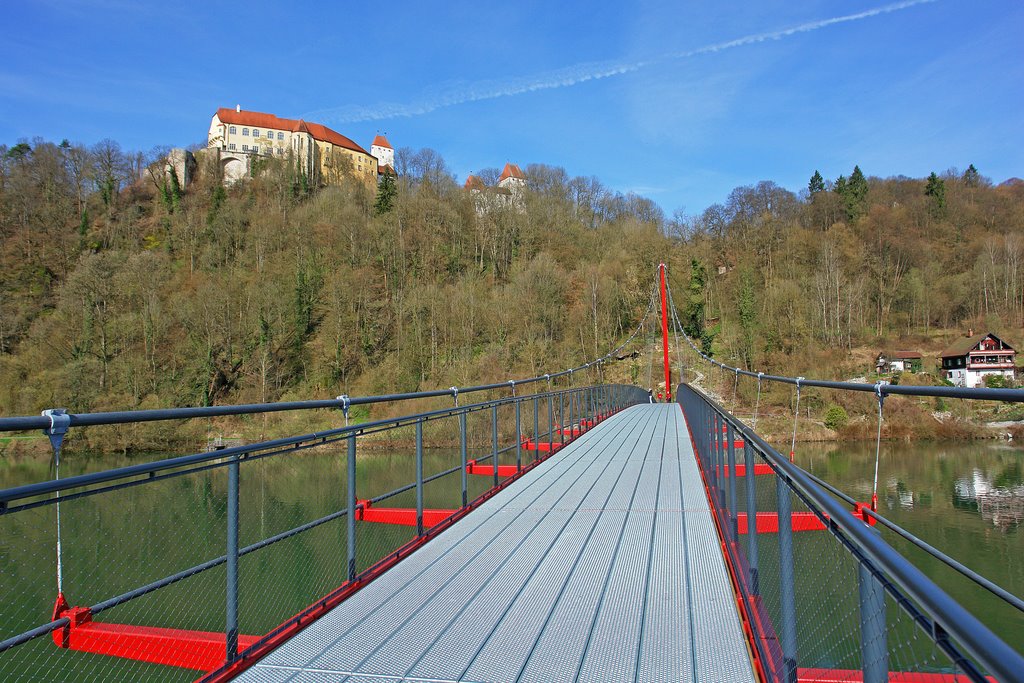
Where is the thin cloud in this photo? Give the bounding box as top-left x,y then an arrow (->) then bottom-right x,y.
305,0 -> 937,125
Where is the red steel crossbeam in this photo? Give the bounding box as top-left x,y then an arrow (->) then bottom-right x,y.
465,460 -> 519,477
722,462 -> 773,476
734,502 -> 876,534
798,668 -> 996,682
355,499 -> 455,527
520,438 -> 563,452
50,594 -> 260,672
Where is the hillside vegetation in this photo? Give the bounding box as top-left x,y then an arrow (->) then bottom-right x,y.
1,138 -> 1022,449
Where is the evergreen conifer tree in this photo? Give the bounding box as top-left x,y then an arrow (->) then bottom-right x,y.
374,173 -> 397,215
846,165 -> 869,221
925,172 -> 947,216
808,170 -> 825,196
962,164 -> 980,187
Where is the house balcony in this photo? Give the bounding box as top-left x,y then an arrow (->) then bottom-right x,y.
967,361 -> 1015,370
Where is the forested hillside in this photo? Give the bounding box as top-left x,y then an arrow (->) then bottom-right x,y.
0,139 -> 666,426
1,138 -> 1022,446
679,165 -> 1024,377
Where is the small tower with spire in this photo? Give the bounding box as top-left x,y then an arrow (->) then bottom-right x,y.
370,134 -> 394,175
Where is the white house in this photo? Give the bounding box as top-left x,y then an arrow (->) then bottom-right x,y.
940,331 -> 1015,388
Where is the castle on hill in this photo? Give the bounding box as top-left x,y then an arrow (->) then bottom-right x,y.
464,163 -> 527,213
206,106 -> 394,186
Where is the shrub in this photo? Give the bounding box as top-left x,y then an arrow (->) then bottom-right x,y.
983,374 -> 1012,389
824,404 -> 849,431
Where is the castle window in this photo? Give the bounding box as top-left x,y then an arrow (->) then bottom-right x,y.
228,143 -> 236,150
277,132 -> 284,140
266,130 -> 273,139
229,126 -> 236,134
253,129 -> 260,137
242,144 -> 249,151
242,128 -> 249,136
252,145 -> 259,154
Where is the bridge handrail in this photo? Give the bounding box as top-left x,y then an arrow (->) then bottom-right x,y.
0,389 -> 570,508
683,383 -> 1024,683
0,380 -> 566,432
687,346 -> 1024,401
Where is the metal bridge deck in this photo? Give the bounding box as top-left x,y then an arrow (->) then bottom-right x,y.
236,404 -> 756,683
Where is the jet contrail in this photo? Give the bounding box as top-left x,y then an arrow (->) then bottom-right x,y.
304,0 -> 937,125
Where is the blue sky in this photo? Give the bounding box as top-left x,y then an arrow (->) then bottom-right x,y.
1,0 -> 1021,216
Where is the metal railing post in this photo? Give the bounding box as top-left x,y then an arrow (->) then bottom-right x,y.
859,543 -> 889,683
548,394 -> 555,453
744,442 -> 760,594
777,474 -> 798,683
533,396 -> 539,459
347,435 -> 357,580
718,414 -> 727,512
711,412 -> 721,499
491,404 -> 499,488
706,403 -> 712,467
459,412 -> 468,508
416,419 -> 424,537
515,399 -> 522,472
703,402 -> 710,469
560,391 -> 566,445
225,454 -> 239,664
727,421 -> 738,541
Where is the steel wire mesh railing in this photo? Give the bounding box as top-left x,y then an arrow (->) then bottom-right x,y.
0,383 -> 648,682
678,382 -> 1024,683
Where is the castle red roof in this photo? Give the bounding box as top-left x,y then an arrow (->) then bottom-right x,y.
372,135 -> 393,149
214,108 -> 370,155
499,163 -> 525,182
464,175 -> 486,191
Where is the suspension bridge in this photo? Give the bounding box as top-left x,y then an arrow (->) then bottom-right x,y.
1,265 -> 1022,683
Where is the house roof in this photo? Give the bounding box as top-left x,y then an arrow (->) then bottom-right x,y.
372,134 -> 393,149
214,108 -> 370,155
939,332 -> 1015,358
499,163 -> 525,182
882,351 -> 922,359
464,175 -> 486,191
378,164 -> 396,176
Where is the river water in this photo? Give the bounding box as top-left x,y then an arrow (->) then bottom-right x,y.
794,439 -> 1024,655
0,436 -> 1020,680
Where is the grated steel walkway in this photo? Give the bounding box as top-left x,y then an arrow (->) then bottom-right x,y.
236,404 -> 757,683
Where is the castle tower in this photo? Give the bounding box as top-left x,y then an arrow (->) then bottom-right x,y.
371,134 -> 394,175
498,162 -> 526,191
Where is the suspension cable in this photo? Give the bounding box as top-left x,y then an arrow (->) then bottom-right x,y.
753,372 -> 763,430
733,368 -> 739,409
790,377 -> 803,462
872,382 -> 886,511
